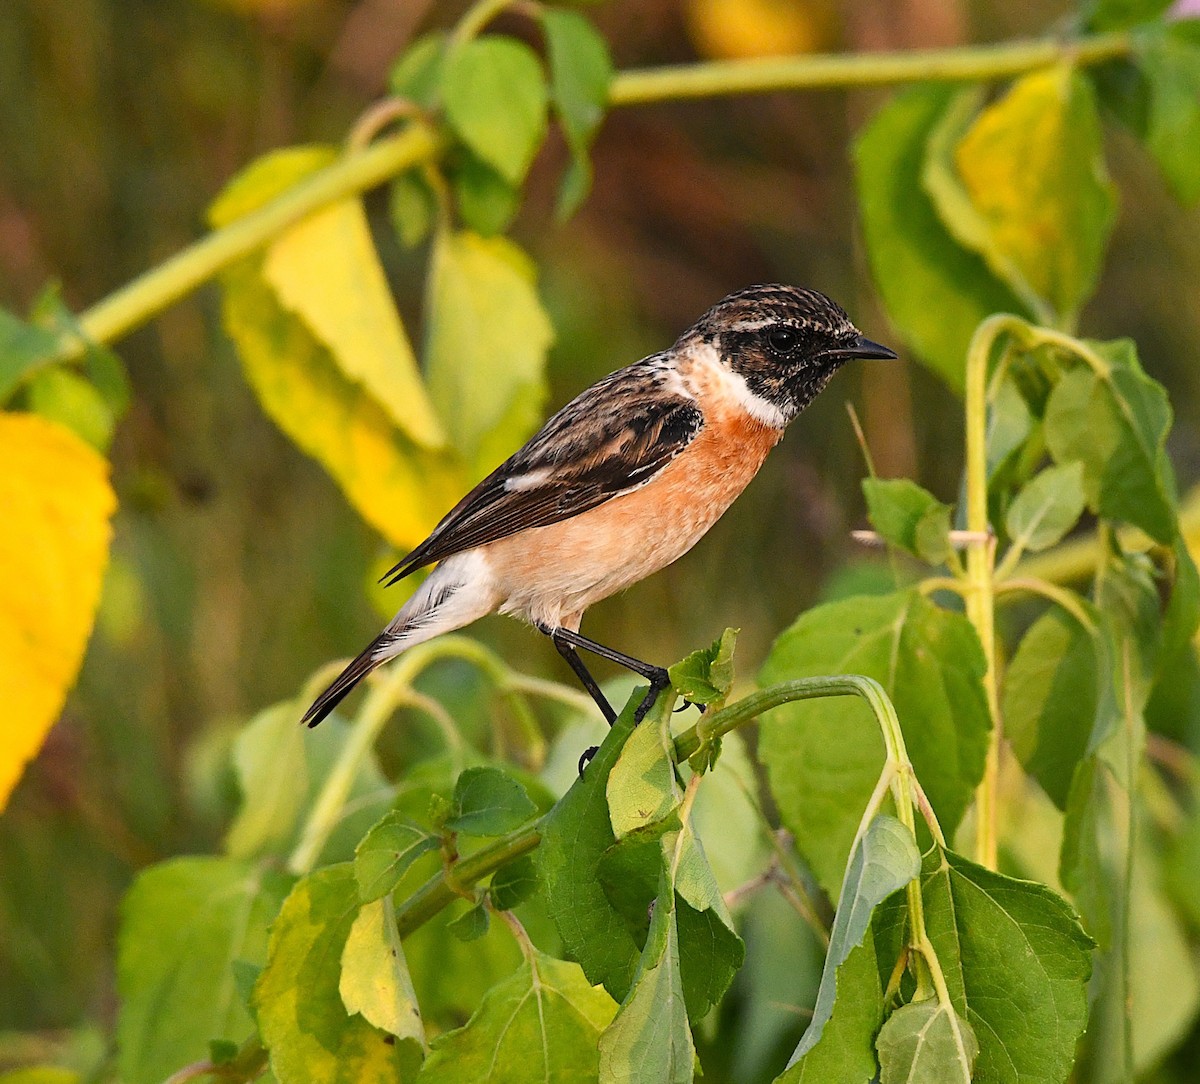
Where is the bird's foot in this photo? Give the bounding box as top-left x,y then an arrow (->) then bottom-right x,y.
633,668 -> 672,724
577,745 -> 599,776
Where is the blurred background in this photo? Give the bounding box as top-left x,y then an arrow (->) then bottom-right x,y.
2,0 -> 1199,1066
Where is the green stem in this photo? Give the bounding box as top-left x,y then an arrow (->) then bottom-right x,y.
395,824 -> 542,937
675,673 -> 940,999
58,124 -> 444,362
450,0 -> 518,48
50,33 -> 1133,366
963,314 -> 1026,869
994,577 -> 1097,633
287,635 -> 491,875
608,32 -> 1129,105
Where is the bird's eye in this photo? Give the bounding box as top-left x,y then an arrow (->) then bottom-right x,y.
766,326 -> 799,355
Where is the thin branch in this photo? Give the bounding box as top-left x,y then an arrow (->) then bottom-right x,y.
608,33 -> 1130,105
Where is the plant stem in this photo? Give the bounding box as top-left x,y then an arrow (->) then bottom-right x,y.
395,824 -> 542,937
51,32 -> 1134,366
287,635 -> 491,875
58,124 -> 443,362
963,314 -> 1024,869
608,32 -> 1129,105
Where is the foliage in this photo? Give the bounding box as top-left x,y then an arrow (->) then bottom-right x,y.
2,1 -> 1200,1083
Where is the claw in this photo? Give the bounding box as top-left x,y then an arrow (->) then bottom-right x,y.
577,745 -> 599,776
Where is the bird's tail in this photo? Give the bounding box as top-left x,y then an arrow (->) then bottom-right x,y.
301,551 -> 498,727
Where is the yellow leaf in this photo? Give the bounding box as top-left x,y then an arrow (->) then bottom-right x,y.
686,0 -> 837,60
0,412 -> 115,811
425,230 -> 553,477
265,200 -> 446,450
220,259 -> 463,550
954,66 -> 1116,321
211,147 -> 465,550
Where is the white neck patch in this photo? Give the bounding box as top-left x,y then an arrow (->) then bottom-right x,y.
688,342 -> 789,429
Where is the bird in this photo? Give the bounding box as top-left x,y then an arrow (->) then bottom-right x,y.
301,284 -> 896,730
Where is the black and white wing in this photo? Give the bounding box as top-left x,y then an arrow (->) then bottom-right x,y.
381,357 -> 703,585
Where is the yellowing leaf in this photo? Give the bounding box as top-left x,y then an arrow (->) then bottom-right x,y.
210,147 -> 466,550
425,230 -> 553,477
265,200 -> 446,450
0,412 -> 115,810
954,66 -> 1116,321
221,259 -> 463,550
686,0 -> 837,59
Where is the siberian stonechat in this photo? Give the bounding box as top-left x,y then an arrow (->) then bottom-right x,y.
303,284 -> 896,728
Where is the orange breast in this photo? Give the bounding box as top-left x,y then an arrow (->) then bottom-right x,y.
483,401 -> 782,629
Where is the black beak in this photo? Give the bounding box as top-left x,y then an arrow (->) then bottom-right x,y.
825,335 -> 899,361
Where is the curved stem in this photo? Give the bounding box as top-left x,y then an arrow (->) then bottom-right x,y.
995,577 -> 1097,633
287,635 -> 502,875
609,32 -> 1129,105
59,124 -> 444,363
48,34 -> 1133,367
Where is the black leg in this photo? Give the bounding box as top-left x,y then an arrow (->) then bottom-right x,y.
550,632 -> 617,724
548,627 -> 670,724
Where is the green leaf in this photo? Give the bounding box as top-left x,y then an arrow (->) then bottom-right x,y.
541,7 -> 612,217
876,999 -> 979,1084
226,700 -> 391,863
27,367 -> 115,452
759,591 -> 989,892
920,847 -> 1094,1084
339,898 -> 425,1045
606,705 -> 682,839
388,32 -> 447,105
29,286 -> 131,419
777,935 -> 885,1083
448,151 -> 521,236
854,84 -> 1027,390
536,707 -> 643,1000
987,374 -> 1036,481
210,147 -> 466,552
1161,535 -> 1200,666
671,821 -> 745,1020
953,66 -> 1116,321
353,811 -> 440,902
861,477 -> 953,564
424,229 -> 554,477
1088,0 -> 1174,31
1140,23 -> 1200,204
1004,461 -> 1087,554
254,865 -> 409,1084
442,37 -> 548,185
402,902 -> 524,1032
786,816 -> 919,1068
489,855 -> 539,911
388,171 -> 437,249
447,902 -> 491,942
542,9 -> 612,152
1003,607 -> 1099,809
598,869 -> 695,1084
1044,341 -> 1176,543
225,701 -> 307,859
417,949 -> 617,1083
117,857 -> 292,1084
447,766 -> 538,837
668,627 -> 738,707
0,307 -> 59,403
